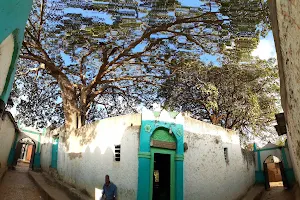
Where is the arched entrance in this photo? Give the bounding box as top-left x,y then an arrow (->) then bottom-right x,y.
263,155 -> 286,190
137,109 -> 184,200
12,137 -> 36,170
150,128 -> 176,200
254,142 -> 295,189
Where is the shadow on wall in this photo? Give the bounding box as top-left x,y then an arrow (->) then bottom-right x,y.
42,125 -> 140,200
241,149 -> 255,170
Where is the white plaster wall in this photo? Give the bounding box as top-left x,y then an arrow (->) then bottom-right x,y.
0,114 -> 16,168
260,149 -> 282,165
40,142 -> 52,172
56,114 -> 142,199
41,113 -> 255,200
184,117 -> 255,200
269,0 -> 300,183
0,34 -> 14,95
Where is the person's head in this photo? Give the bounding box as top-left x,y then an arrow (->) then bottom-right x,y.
105,175 -> 110,185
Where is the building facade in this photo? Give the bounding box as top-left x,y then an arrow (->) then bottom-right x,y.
41,109 -> 255,200
254,142 -> 295,189
268,0 -> 300,185
0,0 -> 32,111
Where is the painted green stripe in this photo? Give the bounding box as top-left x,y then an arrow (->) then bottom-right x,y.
281,148 -> 289,168
257,150 -> 262,171
255,146 -> 283,152
175,154 -> 184,161
138,151 -> 151,159
20,127 -> 41,135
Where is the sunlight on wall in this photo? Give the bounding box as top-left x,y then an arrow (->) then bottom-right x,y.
95,187 -> 103,200
0,34 -> 14,95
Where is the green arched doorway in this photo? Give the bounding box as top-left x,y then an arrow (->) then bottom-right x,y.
150,128 -> 176,200
137,119 -> 184,200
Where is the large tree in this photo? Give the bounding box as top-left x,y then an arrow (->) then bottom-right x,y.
159,57 -> 280,138
14,0 -> 270,130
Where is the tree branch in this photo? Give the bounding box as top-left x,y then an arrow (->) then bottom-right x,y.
38,0 -> 46,41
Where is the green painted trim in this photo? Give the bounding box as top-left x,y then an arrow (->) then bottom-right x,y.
0,0 -> 33,102
138,152 -> 151,159
42,128 -> 46,136
257,150 -> 262,171
137,119 -> 184,200
7,131 -> 19,166
153,111 -> 161,117
152,128 -> 176,143
255,146 -> 282,152
255,171 -> 265,183
281,148 -> 289,168
175,154 -> 184,161
150,148 -> 175,200
285,168 -> 296,185
19,127 -> 41,135
33,152 -> 41,169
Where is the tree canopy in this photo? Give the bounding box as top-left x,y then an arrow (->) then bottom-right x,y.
159,57 -> 280,138
12,0 -> 271,130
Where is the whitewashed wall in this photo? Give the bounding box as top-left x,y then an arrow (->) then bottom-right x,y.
184,117 -> 255,200
40,142 -> 52,171
269,0 -> 300,183
0,34 -> 14,95
41,113 -> 255,200
0,113 -> 16,168
56,114 -> 141,199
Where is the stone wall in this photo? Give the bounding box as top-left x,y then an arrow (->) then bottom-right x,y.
184,117 -> 255,200
269,0 -> 300,183
0,112 -> 17,168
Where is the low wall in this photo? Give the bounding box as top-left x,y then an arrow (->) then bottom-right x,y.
184,117 -> 255,200
0,112 -> 17,168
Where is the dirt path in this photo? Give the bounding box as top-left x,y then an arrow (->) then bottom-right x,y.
260,185 -> 294,200
0,162 -> 43,200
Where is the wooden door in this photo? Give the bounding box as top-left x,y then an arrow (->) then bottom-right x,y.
264,163 -> 270,190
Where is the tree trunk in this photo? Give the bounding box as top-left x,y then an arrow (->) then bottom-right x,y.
58,78 -> 81,132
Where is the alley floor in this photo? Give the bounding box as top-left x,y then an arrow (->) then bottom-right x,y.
0,162 -> 44,200
260,182 -> 294,200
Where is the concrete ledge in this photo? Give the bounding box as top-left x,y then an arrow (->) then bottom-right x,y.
29,170 -> 71,200
241,185 -> 265,200
42,170 -> 91,200
0,167 -> 7,183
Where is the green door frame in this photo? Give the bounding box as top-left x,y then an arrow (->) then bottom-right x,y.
137,119 -> 184,200
150,147 -> 175,200
51,138 -> 59,169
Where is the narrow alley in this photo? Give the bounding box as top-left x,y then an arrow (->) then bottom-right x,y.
260,182 -> 294,200
0,162 -> 43,200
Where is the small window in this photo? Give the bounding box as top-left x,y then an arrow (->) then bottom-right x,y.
115,145 -> 121,161
224,148 -> 229,163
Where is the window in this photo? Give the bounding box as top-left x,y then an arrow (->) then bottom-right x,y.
224,148 -> 229,163
114,145 -> 121,161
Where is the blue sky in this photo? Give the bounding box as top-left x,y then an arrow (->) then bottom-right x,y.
252,31 -> 276,60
